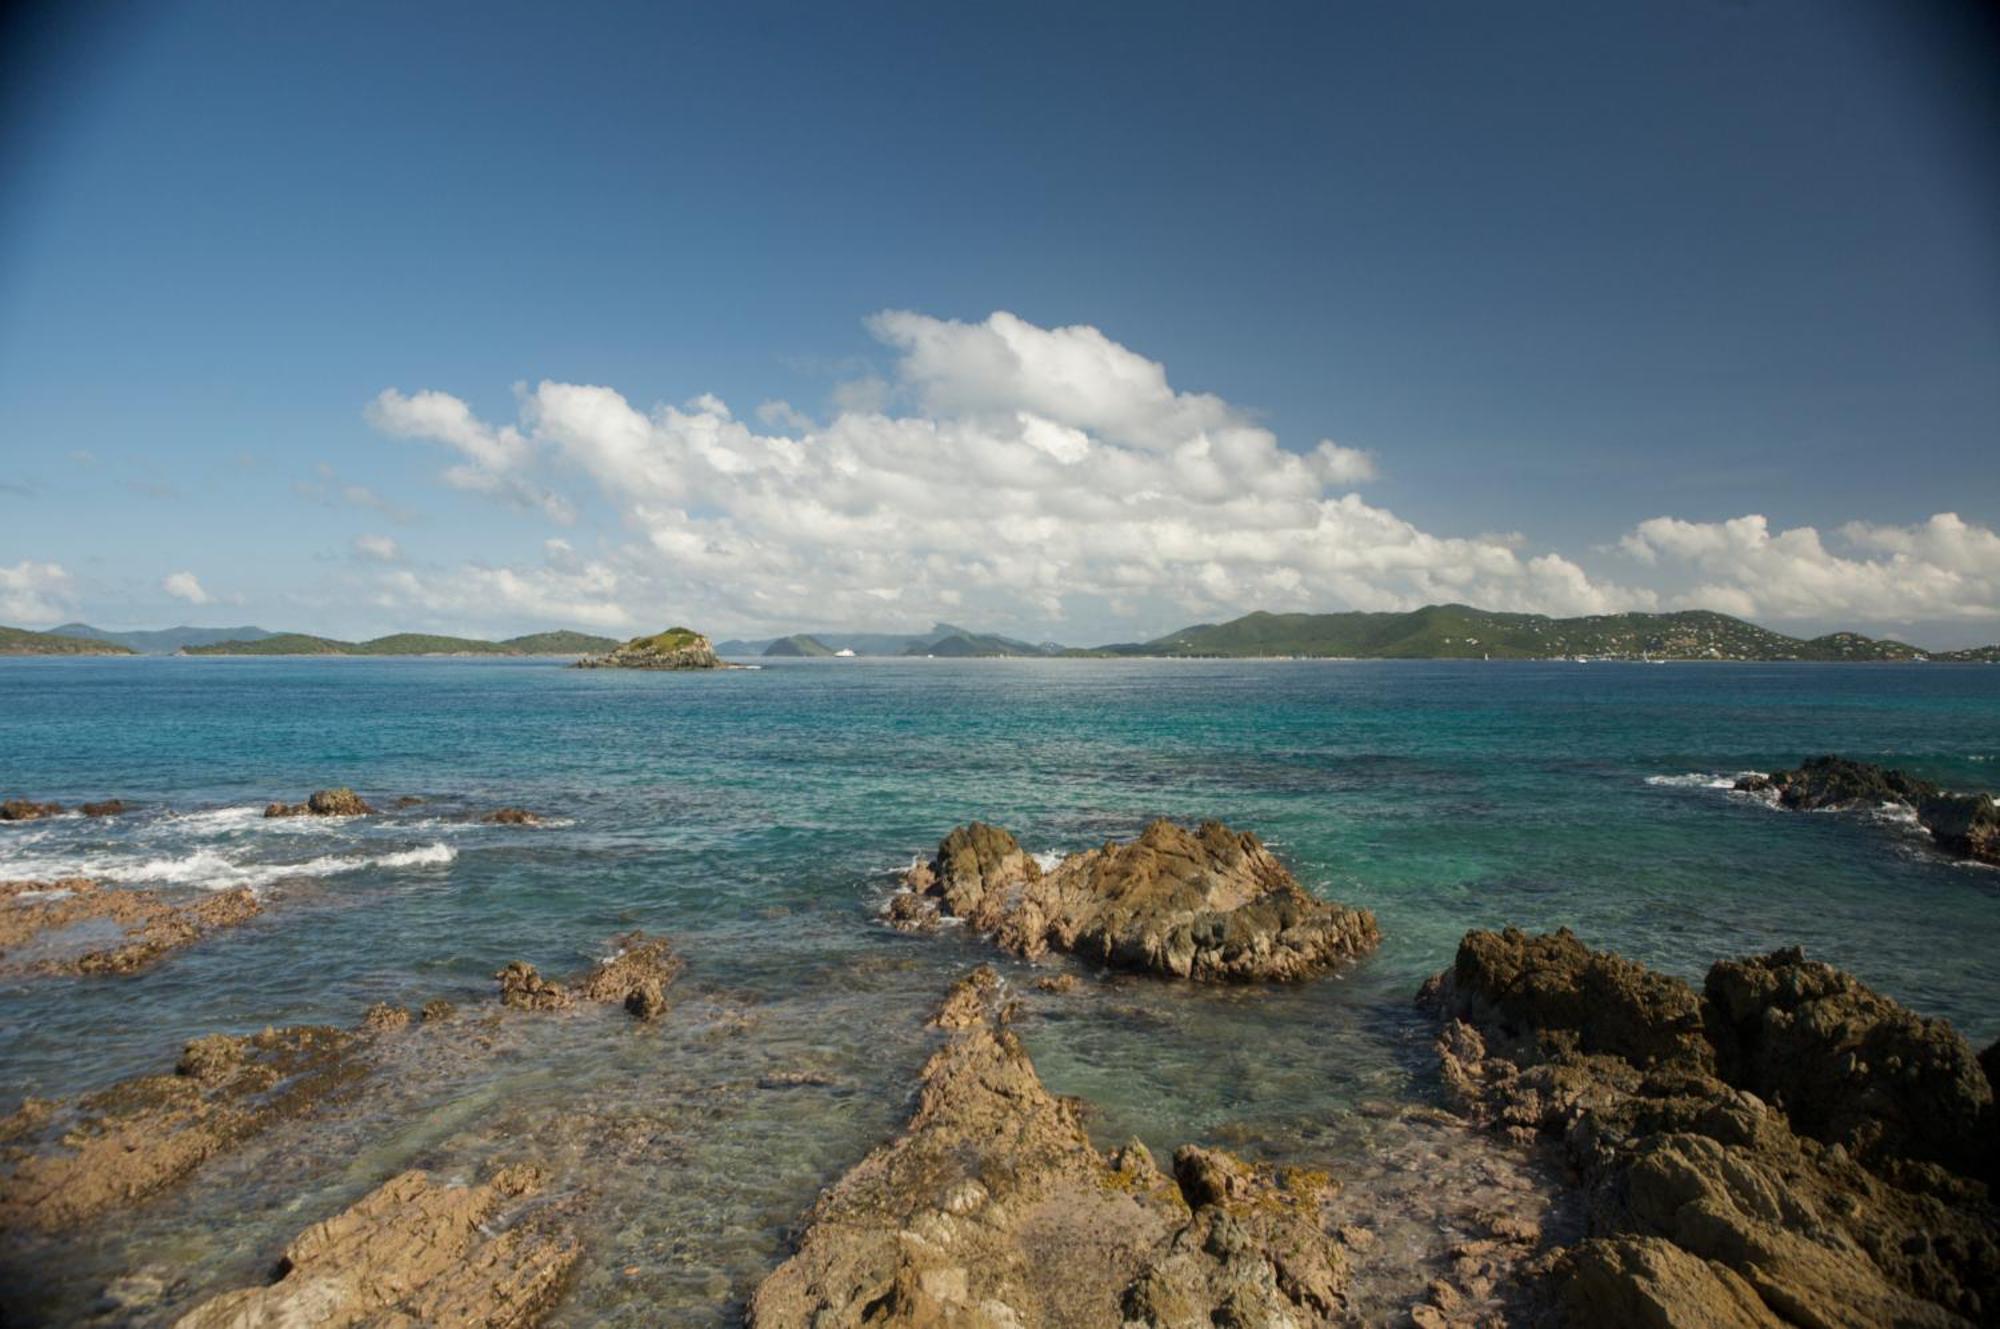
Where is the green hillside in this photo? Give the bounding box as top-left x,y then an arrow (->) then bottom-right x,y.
186,629 -> 619,656
185,632 -> 349,655
0,625 -> 136,655
764,634 -> 835,657
1081,605 -> 1936,661
500,631 -> 621,654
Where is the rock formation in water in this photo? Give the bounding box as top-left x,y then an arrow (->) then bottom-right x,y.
264,786 -> 375,818
1,931 -> 682,1234
887,819 -> 1380,982
172,1164 -> 580,1329
1736,755 -> 2000,865
0,799 -> 64,821
572,626 -> 731,670
0,1024 -> 368,1232
486,806 -> 543,825
495,930 -> 682,1020
0,878 -> 260,977
749,966 -> 1350,1326
78,799 -> 127,817
1421,927 -> 1998,1327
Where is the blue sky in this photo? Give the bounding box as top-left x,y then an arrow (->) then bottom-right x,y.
2,0 -> 1996,645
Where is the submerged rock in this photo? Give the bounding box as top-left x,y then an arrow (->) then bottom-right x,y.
0,1024 -> 369,1232
0,878 -> 260,977
749,966 -> 1349,1327
496,931 -> 683,1020
79,800 -> 127,817
572,626 -> 733,670
173,1163 -> 579,1328
1422,927 -> 1999,1327
1736,755 -> 2000,865
888,819 -> 1380,982
264,786 -> 375,818
486,806 -> 543,825
0,799 -> 63,821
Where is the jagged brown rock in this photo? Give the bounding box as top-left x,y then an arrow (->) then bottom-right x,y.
1736,755 -> 2000,866
748,966 -> 1349,1327
485,807 -> 543,825
263,787 -> 374,818
1705,947 -> 1992,1178
0,1025 -> 368,1232
0,878 -> 260,977
172,1163 -> 579,1328
496,931 -> 682,1020
0,799 -> 63,821
79,799 -> 127,817
888,820 -> 1380,982
1422,927 -> 2000,1327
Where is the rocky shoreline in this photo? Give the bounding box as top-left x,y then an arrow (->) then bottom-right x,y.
1,804 -> 1994,1326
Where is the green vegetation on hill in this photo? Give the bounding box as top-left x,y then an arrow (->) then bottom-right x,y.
622,626 -> 702,654
0,625 -> 136,655
764,634 -> 835,657
185,630 -> 620,656
1080,605 -> 1941,661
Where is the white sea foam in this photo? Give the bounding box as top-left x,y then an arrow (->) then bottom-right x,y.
156,805 -> 268,833
1644,772 -> 1735,789
1032,849 -> 1066,871
0,842 -> 457,890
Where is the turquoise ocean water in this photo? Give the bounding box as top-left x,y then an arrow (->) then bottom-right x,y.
1,656 -> 1996,1322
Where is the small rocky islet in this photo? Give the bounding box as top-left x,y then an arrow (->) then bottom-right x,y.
1,791 -> 1995,1326
572,626 -> 738,670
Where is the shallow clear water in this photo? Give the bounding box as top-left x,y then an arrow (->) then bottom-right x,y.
1,655 -> 1996,1322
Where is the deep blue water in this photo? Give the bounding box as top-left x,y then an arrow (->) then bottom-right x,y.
1,655 -> 1997,1322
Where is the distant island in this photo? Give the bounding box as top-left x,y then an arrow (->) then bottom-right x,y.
180,630 -> 620,657
7,605 -> 1997,661
0,626 -> 135,656
722,622 -> 1058,659
1072,605 -> 2000,662
574,627 -> 733,670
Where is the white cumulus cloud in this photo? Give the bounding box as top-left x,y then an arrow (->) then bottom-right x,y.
369,387 -> 576,524
370,310 -> 1651,634
161,571 -> 211,605
1619,512 -> 2000,623
0,561 -> 73,623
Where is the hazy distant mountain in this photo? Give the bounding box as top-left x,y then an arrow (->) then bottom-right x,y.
53,623 -> 278,654
183,629 -> 620,656
1078,605 -> 1955,661
902,629 -> 1053,658
719,623 -> 1055,657
763,634 -> 835,657
0,625 -> 135,655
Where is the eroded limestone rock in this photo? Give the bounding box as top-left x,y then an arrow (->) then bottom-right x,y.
1422,927 -> 1999,1327
172,1163 -> 579,1328
749,966 -> 1350,1327
496,931 -> 682,1021
264,787 -> 375,818
0,878 -> 261,977
0,1025 -> 368,1233
888,820 -> 1380,982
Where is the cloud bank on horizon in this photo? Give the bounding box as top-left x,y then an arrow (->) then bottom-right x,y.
349,309 -> 2000,640
7,310 -> 1996,642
